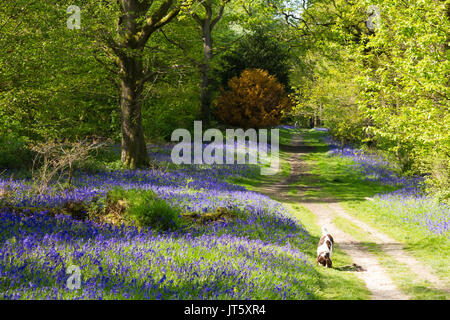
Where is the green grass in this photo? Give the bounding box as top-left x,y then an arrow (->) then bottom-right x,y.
104,187 -> 184,231
278,129 -> 397,203
232,128 -> 373,300
333,215 -> 448,300
291,129 -> 449,298
293,153 -> 397,202
341,201 -> 450,283
228,127 -> 292,190
288,204 -> 371,300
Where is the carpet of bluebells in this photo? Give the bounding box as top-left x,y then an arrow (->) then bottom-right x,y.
323,134 -> 449,238
0,141 -> 315,300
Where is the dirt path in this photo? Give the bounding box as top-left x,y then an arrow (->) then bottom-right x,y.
328,202 -> 450,294
258,133 -> 448,300
302,202 -> 409,300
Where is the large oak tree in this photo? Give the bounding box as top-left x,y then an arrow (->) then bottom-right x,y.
100,0 -> 194,168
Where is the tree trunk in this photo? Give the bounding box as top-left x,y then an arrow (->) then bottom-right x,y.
120,57 -> 149,169
192,1 -> 228,126
200,23 -> 213,126
314,108 -> 319,127
318,103 -> 323,126
106,0 -> 183,168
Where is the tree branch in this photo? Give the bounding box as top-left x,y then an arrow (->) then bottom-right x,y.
137,0 -> 184,47
211,1 -> 231,30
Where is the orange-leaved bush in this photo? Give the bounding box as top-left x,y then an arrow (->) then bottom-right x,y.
214,69 -> 292,128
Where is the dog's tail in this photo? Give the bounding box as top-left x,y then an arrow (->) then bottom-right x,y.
322,226 -> 330,236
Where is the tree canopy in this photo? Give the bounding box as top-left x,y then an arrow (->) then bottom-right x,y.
0,0 -> 448,198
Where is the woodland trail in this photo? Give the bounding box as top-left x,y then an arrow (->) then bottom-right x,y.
258,133 -> 449,300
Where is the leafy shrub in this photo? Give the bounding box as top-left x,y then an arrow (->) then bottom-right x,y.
142,81 -> 199,141
0,135 -> 34,169
425,157 -> 450,205
214,69 -> 292,128
215,28 -> 291,89
107,188 -> 183,231
73,145 -> 122,173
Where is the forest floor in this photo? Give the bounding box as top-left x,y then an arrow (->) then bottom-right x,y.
241,130 -> 449,300
2,128 -> 448,300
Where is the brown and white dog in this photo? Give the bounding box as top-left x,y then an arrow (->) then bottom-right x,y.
316,227 -> 334,268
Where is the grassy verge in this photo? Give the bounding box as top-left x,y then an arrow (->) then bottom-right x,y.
333,215 -> 448,300
288,204 -> 371,300
232,128 -> 372,300
340,201 -> 449,283
228,127 -> 292,190
290,130 -> 397,201
293,128 -> 449,295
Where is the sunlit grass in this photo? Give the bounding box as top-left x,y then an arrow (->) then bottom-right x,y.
333,215 -> 449,300
341,201 -> 450,283
287,203 -> 371,300
294,129 -> 449,296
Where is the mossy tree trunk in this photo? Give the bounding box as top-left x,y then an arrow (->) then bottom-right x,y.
120,58 -> 149,169
102,0 -> 186,168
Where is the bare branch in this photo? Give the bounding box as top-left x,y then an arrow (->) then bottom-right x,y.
30,139 -> 110,194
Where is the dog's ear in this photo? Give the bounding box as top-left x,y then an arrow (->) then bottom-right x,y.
316,255 -> 325,266
328,235 -> 334,244
326,257 -> 333,268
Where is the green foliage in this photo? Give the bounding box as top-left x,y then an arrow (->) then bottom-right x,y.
215,27 -> 292,89
355,0 -> 449,178
292,60 -> 367,145
142,81 -> 199,141
107,188 -> 184,232
0,135 -> 34,169
0,1 -> 119,142
0,0 -> 297,153
290,0 -> 449,200
73,146 -> 122,173
425,157 -> 450,205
